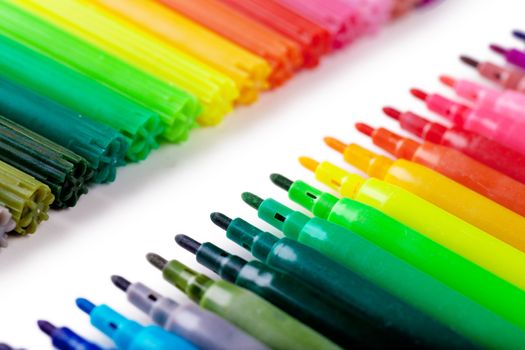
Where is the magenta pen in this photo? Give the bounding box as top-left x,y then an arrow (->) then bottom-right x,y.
490,44 -> 525,70
411,88 -> 525,155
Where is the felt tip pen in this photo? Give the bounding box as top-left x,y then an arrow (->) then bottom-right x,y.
75,298 -> 197,350
210,211 -> 465,349
351,123 -> 525,218
240,193 -> 510,349
383,106 -> 525,184
459,55 -> 525,93
440,75 -> 525,120
270,174 -> 525,330
37,320 -> 104,350
146,253 -> 340,350
175,234 -> 379,348
110,275 -> 268,350
490,44 -> 525,70
300,157 -> 525,291
411,88 -> 525,155
327,141 -> 525,251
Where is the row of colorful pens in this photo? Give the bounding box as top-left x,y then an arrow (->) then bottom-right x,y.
4,28 -> 525,350
0,0 -> 429,246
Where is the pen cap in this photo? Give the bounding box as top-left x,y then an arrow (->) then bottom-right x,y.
344,144 -> 394,179
426,94 -> 471,125
163,260 -> 213,303
315,161 -> 366,199
227,218 -> 278,261
89,304 -> 141,349
367,127 -> 420,159
288,180 -> 338,219
258,198 -> 310,240
127,283 -> 178,326
196,243 -> 246,283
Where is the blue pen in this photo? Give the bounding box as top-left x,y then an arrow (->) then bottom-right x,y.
38,320 -> 103,350
76,298 -> 198,350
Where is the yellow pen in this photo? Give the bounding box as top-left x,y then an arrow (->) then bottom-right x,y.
300,156 -> 525,291
95,0 -> 271,105
11,0 -> 238,126
328,143 -> 525,252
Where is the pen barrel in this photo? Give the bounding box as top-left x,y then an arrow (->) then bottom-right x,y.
506,49 -> 525,69
52,328 -> 103,350
0,160 -> 53,234
439,127 -> 525,184
413,143 -> 525,218
478,61 -> 525,92
200,280 -> 340,350
264,237 -> 460,348
0,115 -> 90,209
290,217 -> 524,348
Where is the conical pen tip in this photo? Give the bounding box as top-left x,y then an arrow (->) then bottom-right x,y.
324,137 -> 347,153
175,234 -> 201,254
111,275 -> 131,292
410,88 -> 428,101
241,192 -> 264,210
270,174 -> 293,191
299,157 -> 319,172
146,253 -> 168,270
76,298 -> 96,315
210,212 -> 233,230
355,123 -> 374,137
37,320 -> 56,336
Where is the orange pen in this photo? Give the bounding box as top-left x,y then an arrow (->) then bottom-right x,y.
95,0 -> 271,105
351,123 -> 525,217
158,0 -> 303,87
324,141 -> 525,253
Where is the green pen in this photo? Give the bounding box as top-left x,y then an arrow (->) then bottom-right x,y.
0,35 -> 163,162
0,1 -> 200,143
269,174 -> 525,330
210,212 -> 467,349
0,76 -> 127,184
241,192 -> 525,349
0,160 -> 54,234
146,253 -> 341,350
175,234 -> 395,349
0,115 -> 90,209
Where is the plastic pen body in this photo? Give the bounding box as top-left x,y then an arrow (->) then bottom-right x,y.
391,109 -> 525,184
475,60 -> 525,93
123,281 -> 268,350
156,258 -> 341,350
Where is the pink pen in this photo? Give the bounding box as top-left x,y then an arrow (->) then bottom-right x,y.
273,0 -> 361,49
411,88 -> 525,156
460,55 -> 525,93
490,44 -> 525,70
440,75 -> 525,120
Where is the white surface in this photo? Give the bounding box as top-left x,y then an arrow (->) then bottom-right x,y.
2,1 -> 524,348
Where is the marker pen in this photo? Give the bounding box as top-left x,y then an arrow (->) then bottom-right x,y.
210,211 -> 471,348
110,275 -> 268,350
175,234 -> 379,348
328,142 -> 525,251
383,107 -> 525,184
37,320 -> 104,350
440,75 -> 525,120
75,298 -> 197,350
350,123 -> 525,218
146,253 -> 340,350
459,55 -> 525,93
411,88 -> 525,156
299,157 -> 525,291
490,44 -> 525,70
239,194 -> 514,349
269,175 -> 525,330
0,206 -> 15,247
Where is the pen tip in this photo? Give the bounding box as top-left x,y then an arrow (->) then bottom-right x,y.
111,275 -> 131,292
299,157 -> 320,172
489,44 -> 507,55
459,55 -> 480,68
355,123 -> 374,137
76,298 -> 96,315
324,137 -> 347,153
146,253 -> 168,270
37,320 -> 56,336
513,30 -> 525,41
241,192 -> 264,210
439,75 -> 456,87
382,107 -> 401,120
210,212 -> 232,230
410,88 -> 428,101
270,174 -> 293,191
175,234 -> 201,254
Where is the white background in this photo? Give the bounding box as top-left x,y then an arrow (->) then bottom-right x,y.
2,1 -> 525,348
